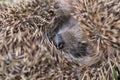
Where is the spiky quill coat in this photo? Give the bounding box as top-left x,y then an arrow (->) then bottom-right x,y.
0,0 -> 120,80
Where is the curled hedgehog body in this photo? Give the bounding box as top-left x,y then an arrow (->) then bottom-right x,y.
0,0 -> 120,80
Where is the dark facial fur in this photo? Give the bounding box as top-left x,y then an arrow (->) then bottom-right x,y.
50,15 -> 93,58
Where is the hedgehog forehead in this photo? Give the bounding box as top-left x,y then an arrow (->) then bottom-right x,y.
58,17 -> 78,33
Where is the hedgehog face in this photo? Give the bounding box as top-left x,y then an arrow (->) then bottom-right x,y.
50,15 -> 93,58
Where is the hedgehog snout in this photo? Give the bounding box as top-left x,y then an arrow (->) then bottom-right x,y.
53,34 -> 65,49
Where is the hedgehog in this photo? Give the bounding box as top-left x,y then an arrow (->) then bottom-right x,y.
0,0 -> 120,80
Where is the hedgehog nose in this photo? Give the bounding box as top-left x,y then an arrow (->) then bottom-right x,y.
53,34 -> 64,49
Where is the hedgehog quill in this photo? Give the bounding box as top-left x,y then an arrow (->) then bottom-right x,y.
0,0 -> 120,80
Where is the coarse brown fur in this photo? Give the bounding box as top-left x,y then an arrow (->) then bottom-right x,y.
0,0 -> 119,80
